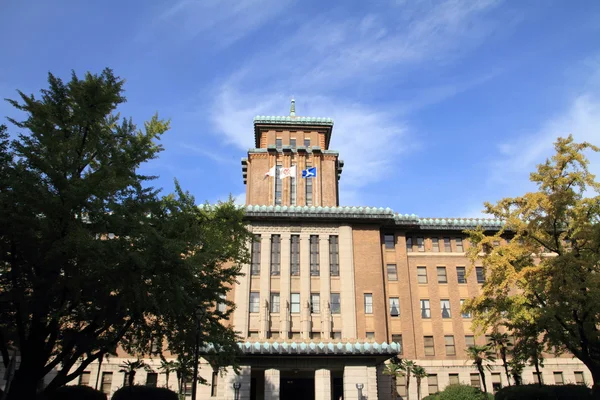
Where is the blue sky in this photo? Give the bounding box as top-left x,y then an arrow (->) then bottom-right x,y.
1,0 -> 600,218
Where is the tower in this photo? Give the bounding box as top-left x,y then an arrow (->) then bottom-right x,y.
241,100 -> 344,207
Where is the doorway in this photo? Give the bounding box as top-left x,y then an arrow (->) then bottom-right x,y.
280,372 -> 315,400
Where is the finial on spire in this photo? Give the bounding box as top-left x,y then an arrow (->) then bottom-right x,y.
290,97 -> 296,117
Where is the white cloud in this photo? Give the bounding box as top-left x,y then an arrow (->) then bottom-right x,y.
232,191 -> 246,206
178,143 -> 238,165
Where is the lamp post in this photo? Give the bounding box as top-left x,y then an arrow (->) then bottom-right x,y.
191,307 -> 204,400
233,382 -> 241,400
356,383 -> 364,400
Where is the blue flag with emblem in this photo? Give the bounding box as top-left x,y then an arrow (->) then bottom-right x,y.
302,167 -> 317,178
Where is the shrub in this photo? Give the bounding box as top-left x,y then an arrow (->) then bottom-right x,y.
494,384 -> 592,400
438,384 -> 491,400
423,394 -> 440,400
112,385 -> 179,400
42,385 -> 106,400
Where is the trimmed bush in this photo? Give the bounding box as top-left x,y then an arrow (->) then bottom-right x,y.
494,384 -> 592,400
423,394 -> 440,400
438,384 -> 491,400
41,385 -> 106,400
112,385 -> 179,400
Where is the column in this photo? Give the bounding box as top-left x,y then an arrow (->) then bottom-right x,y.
339,225 -> 357,339
259,235 -> 271,339
343,366 -> 368,400
315,369 -> 332,400
234,237 -> 253,338
366,366 -> 378,400
222,365 -> 251,400
319,235 -> 331,340
299,233 -> 311,338
280,233 -> 291,339
264,369 -> 281,400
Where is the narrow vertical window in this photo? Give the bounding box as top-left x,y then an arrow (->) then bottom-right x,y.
330,293 -> 341,314
460,299 -> 471,318
455,237 -> 464,252
389,297 -> 400,317
270,293 -> 280,313
146,373 -> 158,387
290,235 -> 300,276
575,372 -> 585,385
249,292 -> 260,313
457,266 -> 467,283
387,264 -> 398,281
432,237 -> 439,252
310,235 -> 319,276
444,335 -> 456,355
471,374 -> 481,388
406,237 -> 413,252
291,293 -> 300,313
290,174 -> 296,206
420,299 -> 431,318
440,299 -> 451,318
251,235 -> 261,275
437,266 -> 447,283
276,138 -> 282,149
476,267 -> 485,283
274,163 -> 282,205
217,293 -> 227,313
79,372 -> 91,386
449,374 -> 459,385
417,266 -> 428,283
305,162 -> 313,206
492,373 -> 502,391
270,235 -> 280,275
428,374 -> 439,394
444,237 -> 452,252
384,234 -> 395,249
424,336 -> 435,356
311,293 -> 320,313
329,235 -> 339,276
392,334 -> 403,354
304,138 -> 310,147
364,293 -> 373,314
465,335 -> 475,348
417,237 -> 425,251
290,138 -> 296,148
101,372 -> 113,395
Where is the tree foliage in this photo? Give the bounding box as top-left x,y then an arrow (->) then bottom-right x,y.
466,344 -> 496,394
0,69 -> 250,400
464,136 -> 600,396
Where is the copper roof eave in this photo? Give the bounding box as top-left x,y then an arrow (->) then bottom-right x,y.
254,122 -> 333,149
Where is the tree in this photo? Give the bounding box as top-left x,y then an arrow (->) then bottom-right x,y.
401,359 -> 417,400
488,332 -> 512,386
512,329 -> 545,386
412,365 -> 428,400
466,344 -> 496,394
0,69 -> 251,400
159,359 -> 178,390
118,359 -> 151,387
465,136 -> 600,397
507,357 -> 525,386
383,357 -> 405,400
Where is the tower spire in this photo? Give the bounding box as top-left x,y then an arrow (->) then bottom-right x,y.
290,97 -> 296,117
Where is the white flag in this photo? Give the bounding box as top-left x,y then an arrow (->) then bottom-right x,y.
264,165 -> 276,178
279,165 -> 296,179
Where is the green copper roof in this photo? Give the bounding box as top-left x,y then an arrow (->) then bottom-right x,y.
236,340 -> 401,355
253,115 -> 334,125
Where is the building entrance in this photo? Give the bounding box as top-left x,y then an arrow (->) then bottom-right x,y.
280,371 -> 315,400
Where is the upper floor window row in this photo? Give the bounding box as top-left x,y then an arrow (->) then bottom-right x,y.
405,236 -> 466,252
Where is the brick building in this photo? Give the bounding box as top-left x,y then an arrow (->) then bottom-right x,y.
61,101 -> 591,399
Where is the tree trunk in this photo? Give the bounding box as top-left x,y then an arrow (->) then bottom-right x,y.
479,365 -> 488,394
391,375 -> 397,400
6,367 -> 39,400
165,371 -> 170,389
406,372 -> 411,400
95,356 -> 104,390
587,365 -> 600,400
534,361 -> 542,386
501,352 -> 511,386
416,377 -> 421,400
129,370 -> 136,387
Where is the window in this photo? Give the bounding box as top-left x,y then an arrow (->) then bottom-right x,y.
312,332 -> 321,340
391,334 -> 403,354
492,373 -> 502,392
387,264 -> 398,281
304,138 -> 310,147
217,293 -> 227,313
251,235 -> 261,275
575,371 -> 585,385
437,267 -> 447,283
424,336 -> 435,356
470,373 -> 481,388
397,375 -> 407,396
330,293 -> 341,314
457,266 -> 467,284
420,299 -> 431,318
432,238 -> 439,252
184,382 -> 193,395
444,237 -> 452,252
146,373 -> 158,388
291,235 -> 300,276
465,335 -> 475,348
417,266 -> 428,283
366,332 -> 375,341
445,335 -> 456,355
290,138 -> 296,148
428,374 -> 439,394
449,374 -> 460,385
476,267 -> 485,283
332,331 -> 342,340
79,371 -> 91,386
290,175 -> 296,206
249,292 -> 260,313
211,371 -> 218,396
384,234 -> 395,249
305,162 -> 313,206
460,299 -> 471,318
270,293 -> 280,313
364,294 -> 373,314
274,163 -> 282,205
533,372 -> 543,384
101,372 -> 113,395
291,293 -> 300,313
276,138 -> 282,149
329,235 -> 339,276
389,297 -> 400,317
248,331 -> 259,338
456,237 -> 464,252
311,293 -> 320,313
406,237 -> 413,252
417,237 -> 425,251
440,300 -> 451,318
310,235 -> 319,276
270,235 -> 281,275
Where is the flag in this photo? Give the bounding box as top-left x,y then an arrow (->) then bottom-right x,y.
279,165 -> 296,179
302,167 -> 317,178
264,165 -> 276,178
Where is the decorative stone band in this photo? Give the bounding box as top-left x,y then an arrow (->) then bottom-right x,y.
246,147 -> 336,155
253,116 -> 334,126
235,341 -> 401,355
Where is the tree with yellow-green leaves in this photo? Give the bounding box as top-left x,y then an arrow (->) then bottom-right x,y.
464,136 -> 600,397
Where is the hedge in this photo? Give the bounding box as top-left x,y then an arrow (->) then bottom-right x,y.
111,385 -> 179,400
438,384 -> 493,400
494,384 -> 592,400
40,385 -> 107,400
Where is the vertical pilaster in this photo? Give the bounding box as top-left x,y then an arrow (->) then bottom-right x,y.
264,369 -> 280,400
280,233 -> 291,339
339,225 -> 357,339
299,233 -> 311,337
234,237 -> 253,338
222,366 -> 251,400
315,369 -> 332,400
343,366 -> 367,400
366,366 -> 378,400
319,235 -> 331,339
259,235 -> 271,339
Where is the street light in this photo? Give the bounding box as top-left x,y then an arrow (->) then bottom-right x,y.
233,382 -> 241,400
356,383 -> 364,400
191,307 -> 204,400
